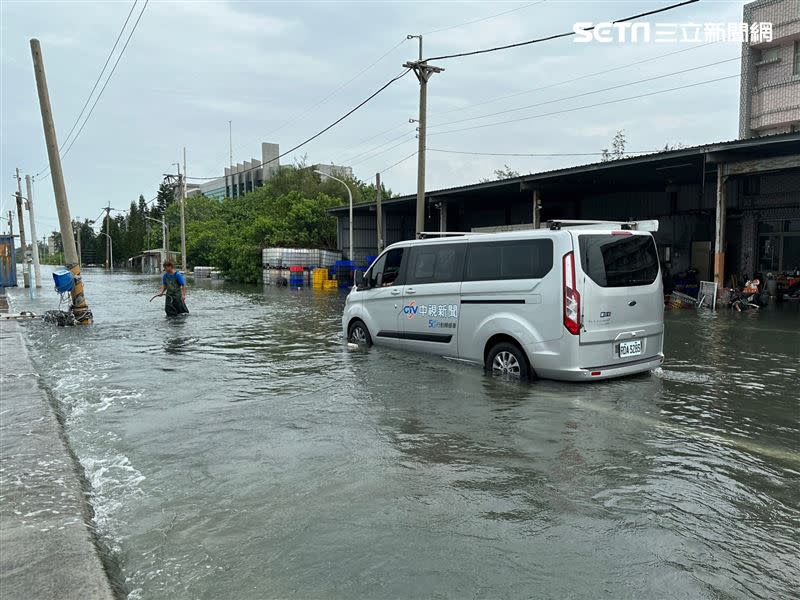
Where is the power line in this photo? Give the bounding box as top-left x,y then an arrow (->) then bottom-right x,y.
59,3 -> 139,156
38,0 -> 149,178
428,148 -> 659,158
187,69 -> 413,180
422,1 -> 546,35
428,56 -> 739,130
345,129 -> 416,165
424,0 -> 700,61
350,135 -> 417,167
428,74 -> 740,138
438,41 -> 718,116
380,151 -> 418,175
253,37 -> 409,143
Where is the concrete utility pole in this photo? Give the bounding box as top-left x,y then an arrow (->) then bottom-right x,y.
15,169 -> 30,288
74,221 -> 82,267
7,211 -> 12,236
375,172 -> 383,252
30,39 -> 91,323
104,205 -> 111,270
180,147 -> 187,272
403,35 -> 443,238
24,175 -> 42,287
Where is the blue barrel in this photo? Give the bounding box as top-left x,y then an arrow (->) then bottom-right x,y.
53,268 -> 75,293
365,255 -> 377,268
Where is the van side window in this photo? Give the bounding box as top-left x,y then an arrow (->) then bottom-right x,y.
367,248 -> 404,287
365,254 -> 386,288
465,240 -> 553,281
406,244 -> 466,284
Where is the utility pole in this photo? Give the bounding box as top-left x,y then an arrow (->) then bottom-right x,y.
104,205 -> 111,270
375,172 -> 383,252
7,211 -> 12,236
403,35 -> 443,238
74,220 -> 82,267
25,175 -> 42,287
15,168 -> 30,288
180,147 -> 187,272
228,120 -> 233,171
30,39 -> 91,323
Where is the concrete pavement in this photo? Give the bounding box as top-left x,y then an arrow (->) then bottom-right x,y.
0,319 -> 115,599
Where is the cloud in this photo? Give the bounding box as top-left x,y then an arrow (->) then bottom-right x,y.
36,33 -> 79,47
152,1 -> 295,37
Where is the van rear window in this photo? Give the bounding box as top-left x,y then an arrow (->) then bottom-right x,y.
578,234 -> 659,287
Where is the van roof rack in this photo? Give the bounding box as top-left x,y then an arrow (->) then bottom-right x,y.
418,231 -> 486,239
547,220 -> 659,232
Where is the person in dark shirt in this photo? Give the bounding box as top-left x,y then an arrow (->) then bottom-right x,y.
158,260 -> 189,316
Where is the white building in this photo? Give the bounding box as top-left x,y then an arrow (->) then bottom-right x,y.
313,163 -> 353,182
224,142 -> 281,198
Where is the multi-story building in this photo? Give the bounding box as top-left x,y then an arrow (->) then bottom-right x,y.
224,142 -> 281,198
313,163 -> 353,182
738,0 -> 800,138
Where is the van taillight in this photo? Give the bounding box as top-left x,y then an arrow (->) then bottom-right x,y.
563,251 -> 580,335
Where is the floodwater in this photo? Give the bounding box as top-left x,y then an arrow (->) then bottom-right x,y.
9,268 -> 800,599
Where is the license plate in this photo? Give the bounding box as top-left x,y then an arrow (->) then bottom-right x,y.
619,339 -> 642,358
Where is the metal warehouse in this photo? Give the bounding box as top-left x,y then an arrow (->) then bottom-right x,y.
330,133 -> 800,286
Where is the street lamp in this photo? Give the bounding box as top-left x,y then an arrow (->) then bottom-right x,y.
145,215 -> 168,270
315,170 -> 353,261
98,232 -> 113,270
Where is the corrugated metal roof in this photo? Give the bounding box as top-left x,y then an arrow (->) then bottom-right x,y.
330,132 -> 800,213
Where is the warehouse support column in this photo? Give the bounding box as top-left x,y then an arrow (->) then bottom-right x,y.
532,189 -> 541,229
713,164 -> 728,287
438,201 -> 447,233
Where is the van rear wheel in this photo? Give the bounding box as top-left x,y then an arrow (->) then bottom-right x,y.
348,320 -> 372,347
486,342 -> 529,380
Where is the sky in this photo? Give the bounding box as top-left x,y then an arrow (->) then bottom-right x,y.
1,0 -> 748,237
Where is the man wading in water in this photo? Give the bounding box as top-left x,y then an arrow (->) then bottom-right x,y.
157,260 -> 189,316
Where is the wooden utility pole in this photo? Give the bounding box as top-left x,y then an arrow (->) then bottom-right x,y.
403,35 -> 443,238
24,175 -> 42,287
15,168 -> 30,288
375,172 -> 383,252
180,147 -> 187,272
30,38 -> 91,323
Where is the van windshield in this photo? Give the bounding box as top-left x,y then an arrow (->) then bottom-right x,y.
578,234 -> 659,287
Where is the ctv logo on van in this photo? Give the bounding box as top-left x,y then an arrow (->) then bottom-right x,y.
401,302 -> 459,319
402,301 -> 418,319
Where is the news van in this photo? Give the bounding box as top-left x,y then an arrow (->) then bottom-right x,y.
342,221 -> 664,381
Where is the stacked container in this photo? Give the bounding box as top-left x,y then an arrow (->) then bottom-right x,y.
288,265 -> 304,287
335,260 -> 354,288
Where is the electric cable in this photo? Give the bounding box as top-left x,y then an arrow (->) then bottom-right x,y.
428,56 -> 739,130
428,74 -> 740,138
38,0 -> 149,178
187,69 -> 412,180
424,0 -> 700,61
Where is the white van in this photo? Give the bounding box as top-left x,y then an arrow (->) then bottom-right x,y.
342,221 -> 664,382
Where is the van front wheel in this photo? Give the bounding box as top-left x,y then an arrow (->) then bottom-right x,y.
348,320 -> 373,347
486,342 -> 529,380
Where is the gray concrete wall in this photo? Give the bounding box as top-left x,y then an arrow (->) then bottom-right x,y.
0,320 -> 115,600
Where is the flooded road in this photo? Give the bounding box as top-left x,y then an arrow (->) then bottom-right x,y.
10,268 -> 800,599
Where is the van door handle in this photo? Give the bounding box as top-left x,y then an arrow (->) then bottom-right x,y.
406,288 -> 416,294
391,289 -> 401,296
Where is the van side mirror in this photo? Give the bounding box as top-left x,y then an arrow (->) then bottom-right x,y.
354,270 -> 365,288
